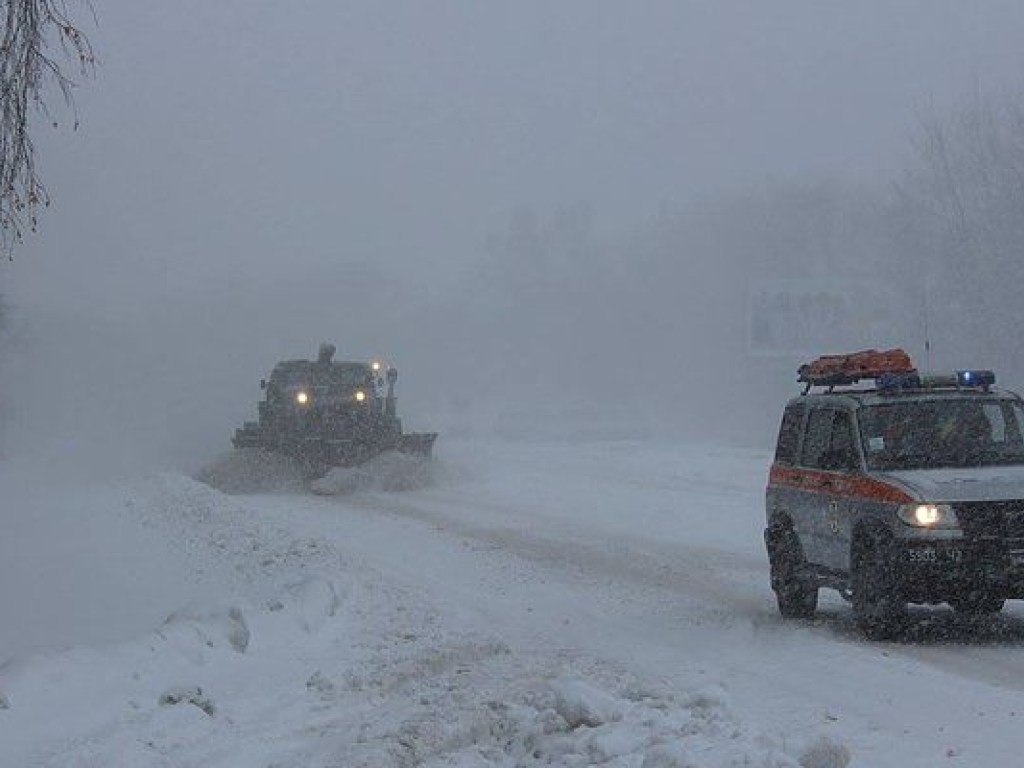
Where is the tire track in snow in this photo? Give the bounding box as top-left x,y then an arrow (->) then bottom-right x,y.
303,488 -> 771,629
307,482 -> 1024,698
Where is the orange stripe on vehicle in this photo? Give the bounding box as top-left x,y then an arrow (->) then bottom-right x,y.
769,464 -> 913,504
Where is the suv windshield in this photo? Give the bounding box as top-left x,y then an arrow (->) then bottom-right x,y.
272,363 -> 373,393
859,398 -> 1024,470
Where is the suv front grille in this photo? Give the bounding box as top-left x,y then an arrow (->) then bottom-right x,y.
954,501 -> 1024,552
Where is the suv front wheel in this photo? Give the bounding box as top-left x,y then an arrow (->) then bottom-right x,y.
767,522 -> 818,619
949,592 -> 1005,616
852,528 -> 907,640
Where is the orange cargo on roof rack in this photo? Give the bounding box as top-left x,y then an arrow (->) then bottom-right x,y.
798,348 -> 916,389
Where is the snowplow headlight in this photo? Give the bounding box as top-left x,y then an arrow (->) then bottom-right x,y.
354,390 -> 367,403
897,503 -> 958,528
295,391 -> 310,405
371,361 -> 383,373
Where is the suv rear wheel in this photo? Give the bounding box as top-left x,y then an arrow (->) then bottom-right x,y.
767,523 -> 818,619
852,528 -> 907,640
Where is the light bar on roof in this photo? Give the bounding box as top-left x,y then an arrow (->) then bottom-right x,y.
877,372 -> 921,391
956,369 -> 995,390
917,370 -> 995,391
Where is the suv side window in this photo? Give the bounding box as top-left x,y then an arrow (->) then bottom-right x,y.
827,411 -> 859,471
774,403 -> 805,465
801,408 -> 834,468
801,408 -> 859,471
983,402 -> 1008,443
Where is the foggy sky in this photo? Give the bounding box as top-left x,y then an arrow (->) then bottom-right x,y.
3,1 -> 1024,468
5,1 -> 1023,308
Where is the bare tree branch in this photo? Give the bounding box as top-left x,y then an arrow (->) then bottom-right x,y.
896,91 -> 1024,365
0,0 -> 94,257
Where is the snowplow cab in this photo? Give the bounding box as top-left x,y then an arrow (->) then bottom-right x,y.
232,344 -> 437,469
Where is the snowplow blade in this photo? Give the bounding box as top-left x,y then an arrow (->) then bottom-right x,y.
232,422 -> 266,449
398,432 -> 437,457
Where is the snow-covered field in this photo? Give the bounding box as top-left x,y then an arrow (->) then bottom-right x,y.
4,438 -> 1024,767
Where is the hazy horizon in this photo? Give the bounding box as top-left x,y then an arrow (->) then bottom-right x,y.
3,1 -> 1024,470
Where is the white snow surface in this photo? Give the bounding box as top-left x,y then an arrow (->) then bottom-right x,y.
2,438 -> 1024,766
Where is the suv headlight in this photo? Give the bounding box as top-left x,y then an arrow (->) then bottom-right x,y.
897,503 -> 958,528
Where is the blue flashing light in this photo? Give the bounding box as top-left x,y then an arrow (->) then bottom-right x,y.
956,369 -> 995,390
877,372 -> 921,391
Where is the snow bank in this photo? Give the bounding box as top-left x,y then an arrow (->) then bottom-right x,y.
0,464 -> 846,768
355,668 -> 830,767
2,446 -> 859,767
0,463 -> 230,660
0,472 -> 361,767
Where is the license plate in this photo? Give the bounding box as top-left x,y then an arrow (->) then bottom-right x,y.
906,547 -> 963,564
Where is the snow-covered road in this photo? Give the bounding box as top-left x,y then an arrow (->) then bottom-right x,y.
3,439 -> 1024,766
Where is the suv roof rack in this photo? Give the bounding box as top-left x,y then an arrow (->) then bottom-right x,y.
798,349 -> 916,393
798,349 -> 997,395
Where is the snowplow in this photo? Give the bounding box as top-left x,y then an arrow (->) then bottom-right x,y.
231,343 -> 437,471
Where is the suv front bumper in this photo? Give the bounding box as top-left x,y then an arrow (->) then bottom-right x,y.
897,539 -> 1024,602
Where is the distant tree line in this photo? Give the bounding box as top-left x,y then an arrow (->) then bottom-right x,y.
895,94 -> 1024,370
424,88 -> 1024,439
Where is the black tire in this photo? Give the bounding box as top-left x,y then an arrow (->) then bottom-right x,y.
949,592 -> 1005,616
767,523 -> 818,619
851,529 -> 906,640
